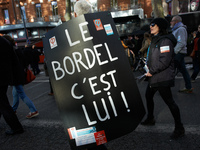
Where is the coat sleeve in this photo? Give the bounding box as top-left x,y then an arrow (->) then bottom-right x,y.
197,38 -> 200,60
149,38 -> 174,75
174,27 -> 187,54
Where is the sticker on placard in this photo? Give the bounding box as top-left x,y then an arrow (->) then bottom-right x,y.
49,36 -> 57,49
93,19 -> 104,31
74,126 -> 97,146
67,127 -> 77,139
94,130 -> 107,145
104,24 -> 114,35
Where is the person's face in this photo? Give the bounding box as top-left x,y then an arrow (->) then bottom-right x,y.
198,25 -> 200,32
150,23 -> 159,35
193,32 -> 196,38
128,36 -> 132,40
134,35 -> 139,40
170,17 -> 178,28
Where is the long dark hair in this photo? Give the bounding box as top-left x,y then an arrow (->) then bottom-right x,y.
3,34 -> 15,46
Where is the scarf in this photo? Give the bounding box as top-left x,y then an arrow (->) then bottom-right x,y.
172,22 -> 182,31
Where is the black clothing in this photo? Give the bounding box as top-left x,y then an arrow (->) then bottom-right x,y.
150,18 -> 169,30
14,48 -> 27,85
31,48 -> 41,75
0,36 -> 23,132
134,37 -> 143,56
147,34 -> 177,87
0,36 -> 20,86
145,85 -> 183,128
143,33 -> 184,131
0,85 -> 23,131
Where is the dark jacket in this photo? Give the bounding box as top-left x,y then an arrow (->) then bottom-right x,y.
14,48 -> 27,85
0,36 -> 24,86
147,33 -> 177,87
194,32 -> 200,60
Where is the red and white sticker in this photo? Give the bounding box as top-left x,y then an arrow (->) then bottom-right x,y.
160,46 -> 170,53
94,130 -> 107,146
49,36 -> 57,49
67,127 -> 77,140
93,19 -> 104,31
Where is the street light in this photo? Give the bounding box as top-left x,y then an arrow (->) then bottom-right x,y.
15,0 -> 29,44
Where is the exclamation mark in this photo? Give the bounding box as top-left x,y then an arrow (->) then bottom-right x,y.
121,91 -> 130,112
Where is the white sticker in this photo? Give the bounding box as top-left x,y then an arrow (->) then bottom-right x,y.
49,36 -> 57,49
177,35 -> 181,42
160,46 -> 170,53
104,24 -> 114,35
75,133 -> 96,146
67,126 -> 96,141
76,126 -> 96,136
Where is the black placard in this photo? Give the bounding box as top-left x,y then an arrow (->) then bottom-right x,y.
43,11 -> 145,150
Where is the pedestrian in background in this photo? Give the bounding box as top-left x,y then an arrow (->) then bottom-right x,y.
126,34 -> 136,69
190,24 -> 200,82
132,34 -> 143,70
31,44 -> 41,75
139,32 -> 151,58
170,15 -> 193,93
0,35 -> 24,135
141,18 -> 185,139
3,35 -> 39,119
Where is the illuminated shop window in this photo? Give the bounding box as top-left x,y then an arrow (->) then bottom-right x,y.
51,1 -> 58,15
4,9 -> 10,24
18,30 -> 26,38
131,0 -> 138,6
36,4 -> 42,18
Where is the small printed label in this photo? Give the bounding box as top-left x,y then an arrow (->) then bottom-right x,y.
94,130 -> 107,146
93,19 -> 104,31
104,24 -> 114,35
49,36 -> 57,49
75,133 -> 96,146
68,126 -> 97,146
160,46 -> 170,53
76,126 -> 96,137
177,35 -> 181,42
67,127 -> 77,139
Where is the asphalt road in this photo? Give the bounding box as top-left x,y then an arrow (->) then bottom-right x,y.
0,60 -> 200,150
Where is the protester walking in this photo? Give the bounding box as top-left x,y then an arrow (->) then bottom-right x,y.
0,35 -> 24,135
190,24 -> 200,82
31,45 -> 41,75
170,15 -> 193,93
141,18 -> 185,139
3,35 -> 39,119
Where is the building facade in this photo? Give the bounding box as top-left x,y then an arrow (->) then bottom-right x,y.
0,0 -> 200,46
